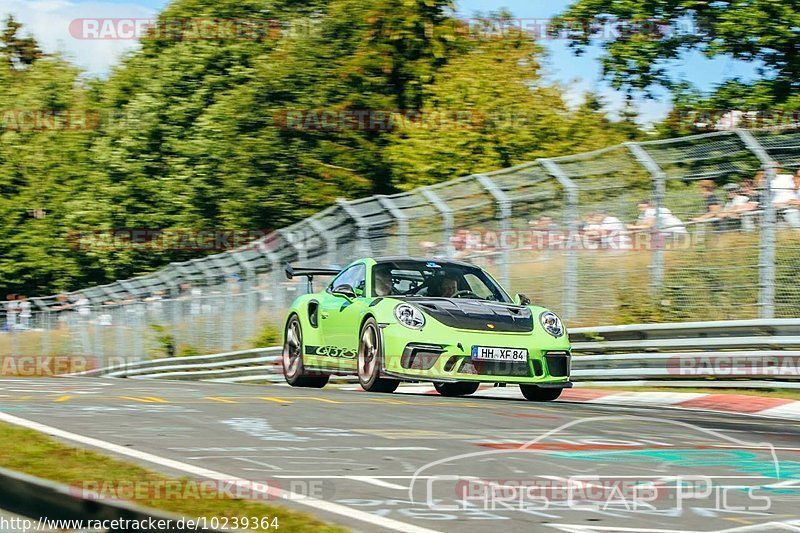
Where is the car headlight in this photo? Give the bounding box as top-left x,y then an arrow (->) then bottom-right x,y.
540,311 -> 564,337
394,304 -> 425,329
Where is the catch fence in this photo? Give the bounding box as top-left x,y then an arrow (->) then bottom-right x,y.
2,125 -> 799,363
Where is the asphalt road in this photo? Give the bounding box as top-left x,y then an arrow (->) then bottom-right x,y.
0,377 -> 799,533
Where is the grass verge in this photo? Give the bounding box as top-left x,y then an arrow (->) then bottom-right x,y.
0,422 -> 346,532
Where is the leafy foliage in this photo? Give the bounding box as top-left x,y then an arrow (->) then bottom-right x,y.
0,3 -> 641,296
555,0 -> 800,131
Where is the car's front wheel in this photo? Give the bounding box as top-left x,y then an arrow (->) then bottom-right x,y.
519,384 -> 562,402
433,382 -> 480,397
358,318 -> 399,393
283,315 -> 329,388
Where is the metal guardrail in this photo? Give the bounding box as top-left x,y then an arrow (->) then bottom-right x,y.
0,467 -> 223,532
571,319 -> 800,387
71,348 -> 283,381
81,319 -> 800,388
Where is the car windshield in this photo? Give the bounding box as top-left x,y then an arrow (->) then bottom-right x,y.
371,260 -> 512,303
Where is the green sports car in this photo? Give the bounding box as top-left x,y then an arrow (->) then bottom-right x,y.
282,257 -> 571,401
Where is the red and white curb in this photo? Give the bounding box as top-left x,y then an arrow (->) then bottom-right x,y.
345,384 -> 800,421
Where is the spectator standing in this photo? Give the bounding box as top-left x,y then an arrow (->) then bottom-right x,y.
529,215 -> 558,232
53,293 -> 73,328
771,168 -> 800,228
628,200 -> 687,235
585,212 -> 632,250
529,214 -> 559,252
74,293 -> 91,320
145,290 -> 164,313
691,180 -> 723,230
719,183 -> 758,230
752,165 -> 799,227
17,295 -> 31,330
5,294 -> 18,331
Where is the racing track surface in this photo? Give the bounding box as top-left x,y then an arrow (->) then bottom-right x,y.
0,377 -> 799,532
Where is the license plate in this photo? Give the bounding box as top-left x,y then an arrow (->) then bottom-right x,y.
471,346 -> 528,362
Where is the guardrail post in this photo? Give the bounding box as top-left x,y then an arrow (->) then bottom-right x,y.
737,130 -> 776,319
278,228 -> 308,295
627,142 -> 666,293
475,174 -> 511,287
336,198 -> 372,257
421,187 -> 454,258
308,218 -> 338,267
278,228 -> 307,263
261,247 -> 285,312
376,195 -> 409,256
539,158 -> 579,321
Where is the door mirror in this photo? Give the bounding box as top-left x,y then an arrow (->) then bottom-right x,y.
514,293 -> 531,306
332,284 -> 357,300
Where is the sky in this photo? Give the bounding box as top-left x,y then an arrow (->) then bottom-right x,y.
2,0 -> 761,125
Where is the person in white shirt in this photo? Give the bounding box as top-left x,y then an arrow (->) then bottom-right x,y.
584,212 -> 632,249
17,295 -> 31,330
770,169 -> 800,228
770,171 -> 796,205
753,166 -> 800,228
628,200 -> 688,235
5,294 -> 18,331
74,294 -> 91,320
718,183 -> 758,230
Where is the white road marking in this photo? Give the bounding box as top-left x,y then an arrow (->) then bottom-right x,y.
0,412 -> 441,533
366,447 -> 437,451
348,476 -> 408,490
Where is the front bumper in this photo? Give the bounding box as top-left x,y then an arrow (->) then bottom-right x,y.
380,323 -> 572,385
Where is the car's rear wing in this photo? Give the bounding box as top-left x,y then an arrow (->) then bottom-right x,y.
285,264 -> 340,292
284,265 -> 341,280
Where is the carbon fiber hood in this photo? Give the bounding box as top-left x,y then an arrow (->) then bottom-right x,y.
409,298 -> 534,333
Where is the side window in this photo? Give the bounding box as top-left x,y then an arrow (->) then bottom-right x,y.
329,264 -> 366,297
465,273 -> 493,299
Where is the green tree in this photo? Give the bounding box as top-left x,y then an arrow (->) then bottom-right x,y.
385,24 -> 638,189
0,50 -> 103,296
0,15 -> 42,69
554,0 -> 799,112
0,1 -> 644,297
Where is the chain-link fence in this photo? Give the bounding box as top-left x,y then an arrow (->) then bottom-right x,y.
2,125 -> 799,364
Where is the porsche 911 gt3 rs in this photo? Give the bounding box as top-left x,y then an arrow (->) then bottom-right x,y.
282,257 -> 571,401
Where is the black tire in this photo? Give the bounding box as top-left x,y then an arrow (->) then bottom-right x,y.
358,318 -> 399,393
433,382 -> 480,397
519,384 -> 563,402
283,315 -> 329,388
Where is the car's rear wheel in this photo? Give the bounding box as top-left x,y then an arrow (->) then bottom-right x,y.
519,384 -> 562,402
433,382 -> 480,397
358,318 -> 399,393
283,315 -> 329,388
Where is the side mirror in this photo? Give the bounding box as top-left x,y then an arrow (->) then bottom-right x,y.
332,284 -> 356,300
514,293 -> 531,306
